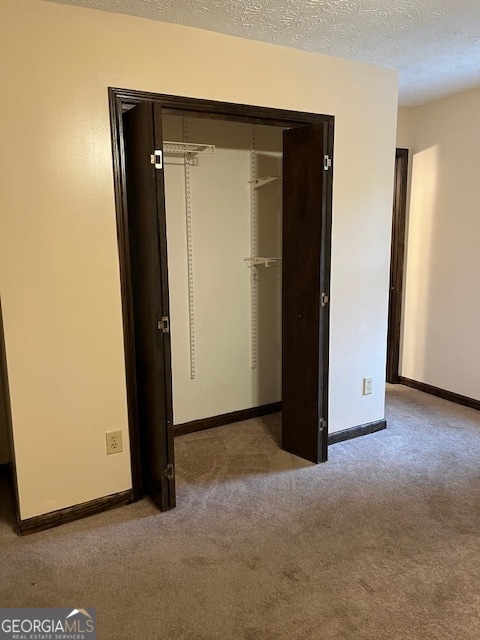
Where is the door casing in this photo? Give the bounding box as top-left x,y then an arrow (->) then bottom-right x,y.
386,148 -> 409,384
0,299 -> 21,531
109,88 -> 335,501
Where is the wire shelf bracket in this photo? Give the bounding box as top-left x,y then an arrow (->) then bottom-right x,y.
248,176 -> 281,189
244,257 -> 283,268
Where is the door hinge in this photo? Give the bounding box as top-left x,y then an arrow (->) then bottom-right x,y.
321,292 -> 329,307
323,155 -> 332,171
158,316 -> 170,333
319,418 -> 327,431
164,463 -> 174,480
150,149 -> 163,170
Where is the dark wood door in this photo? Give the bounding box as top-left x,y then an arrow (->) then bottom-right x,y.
282,123 -> 331,463
123,102 -> 175,510
386,148 -> 409,384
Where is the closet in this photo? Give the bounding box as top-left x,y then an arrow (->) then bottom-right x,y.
114,91 -> 333,512
162,114 -> 283,428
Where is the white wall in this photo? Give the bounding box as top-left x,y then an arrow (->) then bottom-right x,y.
163,116 -> 282,424
252,126 -> 283,407
400,89 -> 480,399
0,0 -> 398,519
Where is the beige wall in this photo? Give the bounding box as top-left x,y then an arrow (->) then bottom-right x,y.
0,0 -> 398,519
400,88 -> 480,398
395,107 -> 412,370
396,107 -> 412,149
163,116 -> 282,423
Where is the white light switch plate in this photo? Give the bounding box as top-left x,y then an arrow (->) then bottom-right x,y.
363,377 -> 373,395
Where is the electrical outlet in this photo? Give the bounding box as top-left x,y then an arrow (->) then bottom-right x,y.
106,430 -> 123,455
363,377 -> 373,395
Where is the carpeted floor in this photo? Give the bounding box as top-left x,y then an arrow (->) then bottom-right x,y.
1,385 -> 480,639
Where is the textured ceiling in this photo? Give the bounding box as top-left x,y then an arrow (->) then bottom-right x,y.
46,0 -> 480,106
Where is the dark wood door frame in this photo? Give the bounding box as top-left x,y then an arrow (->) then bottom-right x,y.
386,148 -> 409,384
0,298 -> 21,532
109,87 -> 334,501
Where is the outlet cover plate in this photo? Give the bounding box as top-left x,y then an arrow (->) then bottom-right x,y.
106,430 -> 123,455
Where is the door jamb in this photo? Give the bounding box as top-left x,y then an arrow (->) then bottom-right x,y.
108,88 -> 334,501
386,148 -> 409,384
0,298 -> 21,532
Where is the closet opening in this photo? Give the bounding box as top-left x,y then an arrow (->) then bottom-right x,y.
109,89 -> 334,511
162,113 -> 283,432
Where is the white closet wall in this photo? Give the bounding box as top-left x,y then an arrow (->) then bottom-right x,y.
163,115 -> 282,424
251,126 -> 283,406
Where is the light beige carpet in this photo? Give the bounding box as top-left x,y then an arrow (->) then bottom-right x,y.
1,385 -> 480,639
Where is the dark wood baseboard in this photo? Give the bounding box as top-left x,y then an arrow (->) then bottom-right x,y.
328,419 -> 387,445
175,405 -> 386,447
399,377 -> 480,411
19,489 -> 134,536
175,402 -> 282,437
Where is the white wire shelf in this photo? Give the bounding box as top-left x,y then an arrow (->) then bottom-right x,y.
163,141 -> 215,157
248,176 -> 282,189
244,257 -> 282,268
